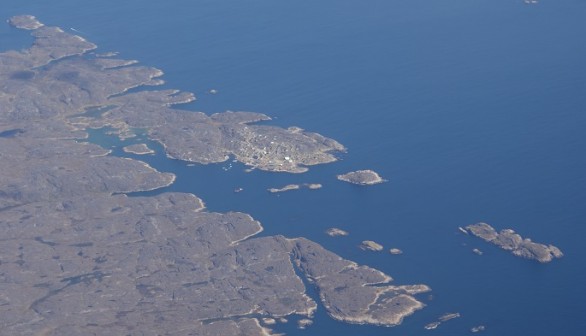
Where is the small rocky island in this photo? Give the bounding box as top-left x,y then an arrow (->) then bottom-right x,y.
297,318 -> 313,329
472,248 -> 483,256
267,183 -> 322,193
389,248 -> 403,255
122,143 -> 155,155
0,15 -> 430,335
360,240 -> 384,251
465,223 -> 563,263
337,169 -> 386,185
471,325 -> 486,333
268,184 -> 300,193
325,228 -> 349,237
424,312 -> 460,330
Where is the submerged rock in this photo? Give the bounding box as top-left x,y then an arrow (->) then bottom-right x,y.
465,223 -> 563,263
471,325 -> 486,333
337,170 -> 386,185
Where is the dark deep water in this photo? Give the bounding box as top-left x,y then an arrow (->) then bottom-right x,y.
2,0 -> 586,335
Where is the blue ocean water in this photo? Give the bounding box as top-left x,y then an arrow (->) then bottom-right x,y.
2,1 -> 586,335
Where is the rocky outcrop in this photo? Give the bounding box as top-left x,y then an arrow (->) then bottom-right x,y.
465,223 -> 563,263
337,170 -> 386,185
325,228 -> 349,237
267,183 -> 322,193
122,143 -> 155,155
360,240 -> 384,251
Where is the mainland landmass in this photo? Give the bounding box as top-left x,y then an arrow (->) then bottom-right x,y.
464,223 -> 563,263
0,15 -> 430,335
337,169 -> 386,185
